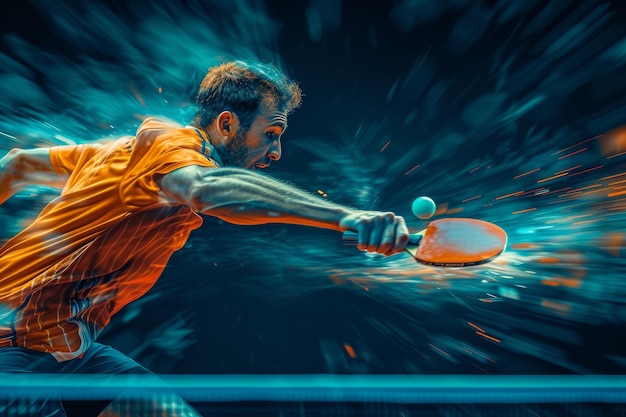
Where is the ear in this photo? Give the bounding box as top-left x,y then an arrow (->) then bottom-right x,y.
216,111 -> 240,139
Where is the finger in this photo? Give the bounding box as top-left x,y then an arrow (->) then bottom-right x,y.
391,217 -> 409,253
377,222 -> 396,254
357,219 -> 371,251
367,226 -> 384,252
367,213 -> 394,252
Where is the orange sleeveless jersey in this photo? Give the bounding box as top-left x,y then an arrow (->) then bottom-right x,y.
0,118 -> 216,361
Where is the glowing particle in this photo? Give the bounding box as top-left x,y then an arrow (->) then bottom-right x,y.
317,189 -> 328,197
344,344 -> 356,359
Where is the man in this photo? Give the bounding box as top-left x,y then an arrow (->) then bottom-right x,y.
0,61 -> 409,416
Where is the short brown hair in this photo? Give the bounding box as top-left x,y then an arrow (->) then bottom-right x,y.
193,61 -> 302,131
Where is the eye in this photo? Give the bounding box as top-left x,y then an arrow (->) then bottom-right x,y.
266,131 -> 278,140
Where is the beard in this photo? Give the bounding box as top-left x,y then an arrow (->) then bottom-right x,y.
217,129 -> 249,168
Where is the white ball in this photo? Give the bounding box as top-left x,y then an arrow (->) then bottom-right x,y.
411,196 -> 436,219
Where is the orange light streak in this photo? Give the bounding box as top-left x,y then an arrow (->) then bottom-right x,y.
511,243 -> 540,249
600,171 -> 626,181
555,165 -> 581,175
566,183 -> 602,193
462,195 -> 481,202
573,219 -> 600,226
468,322 -> 484,332
568,165 -> 604,177
512,208 -> 537,215
495,191 -> 525,200
558,147 -> 587,159
607,151 -> 626,159
608,190 -> 626,197
513,168 -> 540,179
538,257 -> 560,263
558,188 -> 607,200
537,172 -> 568,183
552,135 -> 601,156
404,164 -> 420,175
476,332 -> 501,343
518,187 -> 547,196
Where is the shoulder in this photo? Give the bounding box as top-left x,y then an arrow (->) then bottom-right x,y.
134,117 -> 204,150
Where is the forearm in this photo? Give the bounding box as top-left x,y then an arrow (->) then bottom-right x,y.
193,168 -> 353,231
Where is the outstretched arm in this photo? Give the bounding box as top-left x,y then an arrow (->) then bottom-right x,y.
0,148 -> 65,204
160,165 -> 409,255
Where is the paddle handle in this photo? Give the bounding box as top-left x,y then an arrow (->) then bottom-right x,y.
342,231 -> 422,246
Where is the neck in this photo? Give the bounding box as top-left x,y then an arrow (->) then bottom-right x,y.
194,125 -> 225,167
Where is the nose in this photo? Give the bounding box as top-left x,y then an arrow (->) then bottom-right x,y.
267,139 -> 282,161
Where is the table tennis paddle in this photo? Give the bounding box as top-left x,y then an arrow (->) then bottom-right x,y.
343,218 -> 507,267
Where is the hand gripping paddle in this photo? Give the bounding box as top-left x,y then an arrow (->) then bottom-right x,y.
343,218 -> 507,267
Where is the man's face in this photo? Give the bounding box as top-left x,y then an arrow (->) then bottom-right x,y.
219,103 -> 288,170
